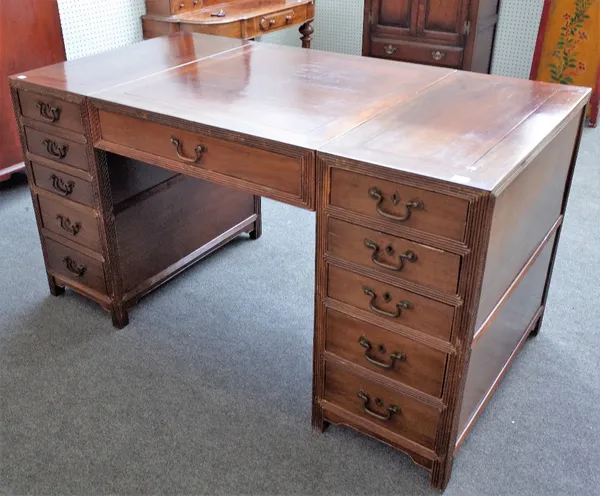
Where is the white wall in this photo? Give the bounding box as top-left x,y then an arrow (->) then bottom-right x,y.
57,0 -> 544,79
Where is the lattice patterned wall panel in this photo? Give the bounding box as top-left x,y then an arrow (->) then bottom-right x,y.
490,0 -> 544,78
58,0 -> 146,60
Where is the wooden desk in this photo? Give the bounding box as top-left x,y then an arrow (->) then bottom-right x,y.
142,0 -> 315,48
9,33 -> 590,490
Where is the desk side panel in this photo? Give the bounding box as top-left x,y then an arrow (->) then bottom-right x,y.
474,114 -> 582,330
457,237 -> 554,441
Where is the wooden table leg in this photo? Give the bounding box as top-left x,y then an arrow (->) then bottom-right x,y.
299,21 -> 314,49
249,195 -> 262,240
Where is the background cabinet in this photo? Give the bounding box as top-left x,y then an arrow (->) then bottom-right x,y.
363,0 -> 500,73
0,0 -> 66,182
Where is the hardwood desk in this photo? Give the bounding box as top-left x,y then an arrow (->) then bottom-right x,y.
9,33 -> 590,490
142,0 -> 315,48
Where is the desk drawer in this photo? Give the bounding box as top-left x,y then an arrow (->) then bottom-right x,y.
253,7 -> 304,33
371,39 -> 464,68
328,218 -> 460,294
24,127 -> 88,171
327,265 -> 454,340
45,238 -> 107,294
325,309 -> 447,397
323,362 -> 440,449
18,90 -> 83,133
38,196 -> 101,252
330,168 -> 468,241
97,110 -> 310,207
31,163 -> 94,206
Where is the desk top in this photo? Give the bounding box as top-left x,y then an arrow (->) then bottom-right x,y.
12,33 -> 590,192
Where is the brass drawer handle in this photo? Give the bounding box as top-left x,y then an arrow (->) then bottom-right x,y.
384,44 -> 397,55
285,14 -> 293,24
363,286 -> 413,318
50,174 -> 75,196
357,391 -> 400,421
170,137 -> 207,164
56,214 -> 82,236
369,187 -> 423,222
42,139 -> 69,159
63,256 -> 86,277
431,50 -> 446,61
364,238 -> 418,271
359,336 -> 405,369
36,101 -> 61,123
259,16 -> 277,30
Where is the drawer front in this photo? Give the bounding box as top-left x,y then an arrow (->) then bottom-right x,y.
330,168 -> 468,241
24,127 -> 88,171
38,196 -> 101,252
253,7 -> 305,34
371,39 -> 464,68
325,309 -> 447,397
323,362 -> 440,448
328,218 -> 460,294
18,90 -> 83,133
98,111 -> 309,207
45,238 -> 107,294
32,163 -> 95,206
327,265 -> 454,340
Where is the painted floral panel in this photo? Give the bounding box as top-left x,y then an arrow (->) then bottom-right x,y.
535,0 -> 599,119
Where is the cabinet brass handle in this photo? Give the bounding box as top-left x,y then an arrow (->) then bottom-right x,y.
36,101 -> 61,123
431,50 -> 446,61
56,214 -> 81,236
170,137 -> 206,164
359,336 -> 405,369
42,139 -> 68,159
383,44 -> 397,55
50,174 -> 75,196
260,16 -> 277,30
63,256 -> 86,277
363,286 -> 413,318
364,238 -> 417,271
368,187 -> 423,221
357,391 -> 400,421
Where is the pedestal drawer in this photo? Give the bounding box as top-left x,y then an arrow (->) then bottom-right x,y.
45,238 -> 107,294
328,218 -> 460,294
38,196 -> 101,252
24,127 -> 88,171
325,309 -> 447,397
330,168 -> 468,241
18,90 -> 83,133
323,362 -> 440,449
327,265 -> 454,340
31,163 -> 94,206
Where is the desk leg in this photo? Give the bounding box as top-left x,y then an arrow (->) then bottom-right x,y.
48,276 -> 65,297
300,21 -> 314,49
249,195 -> 262,240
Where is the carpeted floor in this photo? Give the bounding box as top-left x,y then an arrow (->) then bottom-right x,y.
1,124 -> 598,496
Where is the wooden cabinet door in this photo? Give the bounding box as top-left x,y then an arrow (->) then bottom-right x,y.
417,0 -> 470,45
368,0 -> 421,38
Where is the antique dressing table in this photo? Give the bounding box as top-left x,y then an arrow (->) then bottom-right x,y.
9,33 -> 589,490
142,0 -> 315,47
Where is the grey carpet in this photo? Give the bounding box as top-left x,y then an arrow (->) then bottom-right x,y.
1,123 -> 599,496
